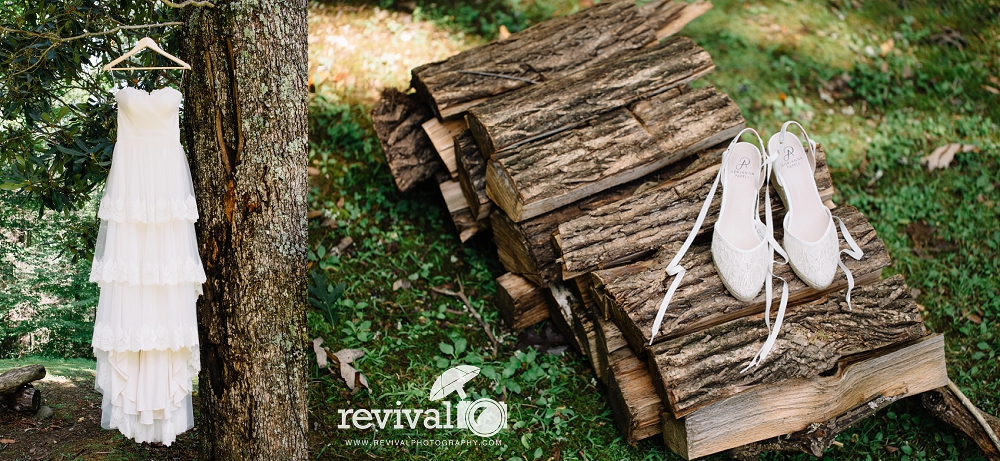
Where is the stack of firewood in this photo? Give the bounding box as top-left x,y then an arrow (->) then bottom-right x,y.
370,1 -> 1000,458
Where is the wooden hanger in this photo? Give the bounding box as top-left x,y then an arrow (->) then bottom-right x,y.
103,36 -> 191,71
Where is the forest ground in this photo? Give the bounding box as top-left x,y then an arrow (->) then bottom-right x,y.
1,0 -> 998,460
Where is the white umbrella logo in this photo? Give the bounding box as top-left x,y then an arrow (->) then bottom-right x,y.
429,365 -> 480,401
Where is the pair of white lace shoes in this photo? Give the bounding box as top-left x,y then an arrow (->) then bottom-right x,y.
650,121 -> 864,371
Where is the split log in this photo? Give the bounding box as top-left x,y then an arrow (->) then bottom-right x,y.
492,148 -> 719,286
1,385 -> 41,414
411,0 -> 711,119
649,274 -> 926,417
439,180 -> 487,242
565,279 -> 602,379
660,334 -> 948,459
421,118 -> 467,179
371,88 -> 447,192
486,85 -> 744,222
454,130 -> 491,220
922,386 -> 1000,459
591,205 -> 891,351
606,335 -> 665,445
467,36 -> 714,159
545,283 -> 585,355
0,365 -> 45,395
727,392 -> 907,459
556,147 -> 834,279
494,273 -> 550,330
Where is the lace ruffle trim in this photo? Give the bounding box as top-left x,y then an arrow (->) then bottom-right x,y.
98,195 -> 199,223
92,323 -> 200,352
90,258 -> 206,285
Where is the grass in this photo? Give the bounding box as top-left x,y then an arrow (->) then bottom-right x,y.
304,0 -> 1000,460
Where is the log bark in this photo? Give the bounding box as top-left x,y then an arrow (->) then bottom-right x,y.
556,147 -> 834,279
486,85 -> 744,222
727,392 -> 906,460
492,149 -> 717,286
494,273 -> 550,331
922,387 -> 1000,459
591,205 -> 891,351
0,365 -> 45,395
566,280 -> 601,379
411,0 -> 710,119
545,283 -> 585,355
371,88 -> 447,192
1,385 -> 41,414
466,36 -> 714,159
421,118 -> 467,179
439,180 -> 487,242
180,3 -> 310,458
650,274 -> 926,417
661,335 -> 948,459
454,130 -> 491,220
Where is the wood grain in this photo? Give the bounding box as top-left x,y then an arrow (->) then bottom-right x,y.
661,335 -> 948,459
485,85 -> 744,222
439,180 -> 486,242
545,283 -> 585,355
591,205 -> 891,351
466,36 -> 714,159
421,118 -> 467,179
649,274 -> 926,417
494,273 -> 550,330
454,130 -> 491,220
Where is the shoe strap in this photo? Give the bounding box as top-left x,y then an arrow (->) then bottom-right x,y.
649,128 -> 778,345
778,120 -> 818,173
834,215 -> 865,309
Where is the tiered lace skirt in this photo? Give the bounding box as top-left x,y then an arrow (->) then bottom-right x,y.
91,135 -> 204,446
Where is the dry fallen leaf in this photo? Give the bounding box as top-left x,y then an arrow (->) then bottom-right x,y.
331,237 -> 354,256
990,75 -> 1000,86
879,38 -> 895,55
0,439 -> 15,444
921,143 -> 976,170
392,279 -> 412,291
498,25 -> 511,40
984,85 -> 1000,94
307,210 -> 324,219
320,217 -> 338,229
308,167 -> 321,176
967,313 -> 983,325
313,338 -> 328,368
336,197 -> 345,208
331,349 -> 370,391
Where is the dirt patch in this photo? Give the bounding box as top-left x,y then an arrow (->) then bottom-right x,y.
0,373 -> 199,460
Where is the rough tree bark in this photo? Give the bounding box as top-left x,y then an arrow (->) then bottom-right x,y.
485,85 -> 744,222
650,275 -> 926,417
180,2 -> 310,459
591,205 -> 891,350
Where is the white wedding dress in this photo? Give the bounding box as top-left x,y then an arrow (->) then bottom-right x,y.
90,86 -> 204,446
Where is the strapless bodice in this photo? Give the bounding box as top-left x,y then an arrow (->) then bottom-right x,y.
115,86 -> 182,142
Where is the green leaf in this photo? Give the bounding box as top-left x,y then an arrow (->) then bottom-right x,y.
453,337 -> 467,355
439,342 -> 454,356
533,447 -> 542,459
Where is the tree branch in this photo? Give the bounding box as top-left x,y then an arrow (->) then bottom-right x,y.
431,279 -> 500,359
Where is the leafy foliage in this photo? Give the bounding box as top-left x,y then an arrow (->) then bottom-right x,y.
0,0 -> 183,213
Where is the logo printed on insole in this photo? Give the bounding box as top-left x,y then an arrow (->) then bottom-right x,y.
730,156 -> 755,179
781,145 -> 804,169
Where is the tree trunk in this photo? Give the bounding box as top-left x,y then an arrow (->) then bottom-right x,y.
485,85 -> 744,222
556,148 -> 834,279
411,0 -> 709,119
180,3 -> 310,459
372,89 -> 447,191
0,365 -> 45,395
591,205 -> 891,351
466,36 -> 714,159
2,385 -> 41,414
454,130 -> 491,220
650,275 -> 926,417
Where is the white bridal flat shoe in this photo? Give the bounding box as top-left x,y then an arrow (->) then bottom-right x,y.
650,128 -> 789,370
768,121 -> 864,301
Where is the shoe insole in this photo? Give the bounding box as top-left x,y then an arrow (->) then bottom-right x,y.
769,131 -> 828,241
717,142 -> 762,251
